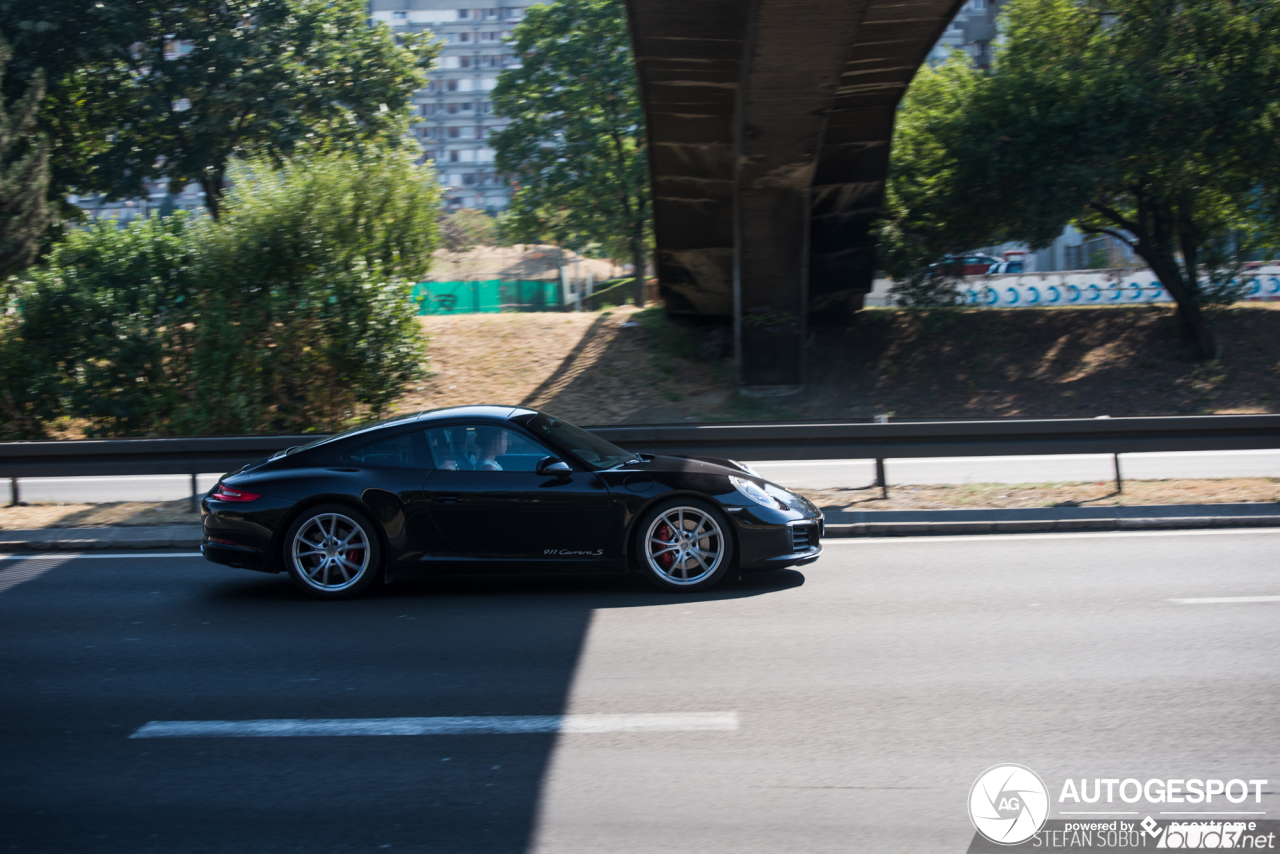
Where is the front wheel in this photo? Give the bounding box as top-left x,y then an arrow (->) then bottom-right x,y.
282,504 -> 383,600
635,499 -> 735,592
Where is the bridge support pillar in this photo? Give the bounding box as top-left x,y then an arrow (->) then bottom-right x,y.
627,0 -> 964,387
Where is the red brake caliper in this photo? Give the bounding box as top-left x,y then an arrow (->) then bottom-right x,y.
656,523 -> 675,569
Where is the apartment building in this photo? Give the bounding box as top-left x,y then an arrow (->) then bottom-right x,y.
927,0 -> 1006,69
370,0 -> 527,213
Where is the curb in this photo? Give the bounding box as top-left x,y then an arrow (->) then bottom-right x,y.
0,526 -> 203,553
824,515 -> 1280,537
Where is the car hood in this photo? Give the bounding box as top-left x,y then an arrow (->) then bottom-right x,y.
614,454 -> 750,478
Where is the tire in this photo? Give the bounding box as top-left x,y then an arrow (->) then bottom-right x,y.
634,498 -> 735,592
282,503 -> 383,600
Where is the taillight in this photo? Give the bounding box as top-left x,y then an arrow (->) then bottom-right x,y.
210,485 -> 262,502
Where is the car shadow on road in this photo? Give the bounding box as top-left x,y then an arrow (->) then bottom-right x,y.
62,568 -> 802,854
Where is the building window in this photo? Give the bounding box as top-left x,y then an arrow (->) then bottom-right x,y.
448,126 -> 461,137
504,7 -> 522,17
449,150 -> 461,162
460,55 -> 471,67
461,102 -> 473,111
392,10 -> 407,20
462,174 -> 476,186
446,80 -> 459,92
457,8 -> 469,19
459,32 -> 471,43
480,31 -> 498,41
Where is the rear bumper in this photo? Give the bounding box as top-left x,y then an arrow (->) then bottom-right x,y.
200,541 -> 273,573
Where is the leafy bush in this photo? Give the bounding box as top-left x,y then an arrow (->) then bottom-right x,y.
188,151 -> 437,434
0,149 -> 438,439
7,214 -> 199,437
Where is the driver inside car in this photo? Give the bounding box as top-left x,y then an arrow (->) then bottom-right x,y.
475,427 -> 508,471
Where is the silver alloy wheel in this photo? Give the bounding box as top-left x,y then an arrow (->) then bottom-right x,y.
290,512 -> 371,593
644,506 -> 726,585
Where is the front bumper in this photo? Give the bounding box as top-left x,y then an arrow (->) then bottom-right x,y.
735,514 -> 824,571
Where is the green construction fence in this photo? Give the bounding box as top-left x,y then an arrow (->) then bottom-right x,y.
412,280 -> 563,315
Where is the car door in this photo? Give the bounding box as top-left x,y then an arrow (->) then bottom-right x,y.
421,424 -> 614,567
339,428 -> 450,567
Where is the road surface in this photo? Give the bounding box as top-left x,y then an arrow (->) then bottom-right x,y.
2,529 -> 1276,852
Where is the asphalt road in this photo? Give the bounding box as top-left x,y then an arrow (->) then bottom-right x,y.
2,530 -> 1277,853
11,449 -> 1280,504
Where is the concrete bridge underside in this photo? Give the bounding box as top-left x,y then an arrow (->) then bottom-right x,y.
625,0 -> 965,385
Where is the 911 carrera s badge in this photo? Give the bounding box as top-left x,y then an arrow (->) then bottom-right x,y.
544,549 -> 605,556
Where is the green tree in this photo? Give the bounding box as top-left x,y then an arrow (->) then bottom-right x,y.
0,38 -> 52,296
2,149 -> 438,438
439,207 -> 498,254
491,0 -> 651,306
0,0 -> 436,219
881,0 -> 1280,358
11,214 -> 199,437
190,149 -> 439,432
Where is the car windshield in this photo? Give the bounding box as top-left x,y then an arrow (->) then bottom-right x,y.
525,413 -> 636,470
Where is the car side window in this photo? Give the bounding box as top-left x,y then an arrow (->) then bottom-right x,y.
426,426 -> 552,472
343,431 -> 427,468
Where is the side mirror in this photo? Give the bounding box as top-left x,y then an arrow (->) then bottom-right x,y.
536,456 -> 572,478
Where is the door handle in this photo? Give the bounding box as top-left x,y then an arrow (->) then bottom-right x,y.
434,495 -> 468,504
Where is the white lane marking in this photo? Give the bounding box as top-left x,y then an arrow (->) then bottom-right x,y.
131,712 -> 740,738
0,557 -> 72,594
0,552 -> 203,561
1169,596 -> 1280,605
820,528 -> 1280,545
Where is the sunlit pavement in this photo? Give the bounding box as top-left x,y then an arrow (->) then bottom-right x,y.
1,530 -> 1277,852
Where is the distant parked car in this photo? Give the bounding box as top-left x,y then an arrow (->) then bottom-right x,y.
988,258 -> 1027,275
928,254 -> 1003,277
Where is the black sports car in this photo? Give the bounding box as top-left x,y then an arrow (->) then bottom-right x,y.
201,406 -> 824,598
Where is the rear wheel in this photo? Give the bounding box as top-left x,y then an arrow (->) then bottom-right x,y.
283,504 -> 383,600
635,498 -> 734,592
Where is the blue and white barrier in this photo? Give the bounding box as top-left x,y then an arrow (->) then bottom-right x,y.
866,265 -> 1280,308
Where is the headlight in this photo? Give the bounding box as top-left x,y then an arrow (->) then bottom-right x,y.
730,460 -> 762,478
763,482 -> 800,508
730,475 -> 788,510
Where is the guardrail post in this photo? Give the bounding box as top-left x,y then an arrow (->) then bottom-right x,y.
1113,453 -> 1123,494
7,476 -> 17,507
190,474 -> 199,513
874,414 -> 889,499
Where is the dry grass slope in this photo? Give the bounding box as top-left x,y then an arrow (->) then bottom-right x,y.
391,304 -> 1280,423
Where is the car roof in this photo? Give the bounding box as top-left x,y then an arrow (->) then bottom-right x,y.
285,406 -> 541,459
414,405 -> 536,424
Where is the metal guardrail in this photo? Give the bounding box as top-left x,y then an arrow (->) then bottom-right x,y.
4,415 -> 1280,507
587,414 -> 1280,460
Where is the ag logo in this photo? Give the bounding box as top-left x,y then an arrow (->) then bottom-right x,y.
968,764 -> 1050,845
